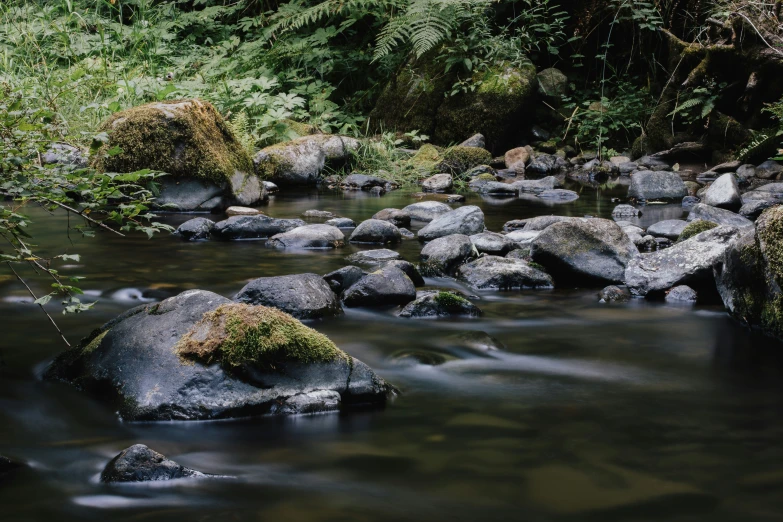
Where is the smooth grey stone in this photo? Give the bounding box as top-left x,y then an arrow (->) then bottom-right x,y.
456,256 -> 554,290
267,224 -> 345,249
175,218 -> 214,241
234,273 -> 341,319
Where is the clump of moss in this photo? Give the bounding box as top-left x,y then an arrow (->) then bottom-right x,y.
408,144 -> 441,173
91,99 -> 253,184
527,261 -> 547,272
438,146 -> 493,175
475,173 -> 497,181
175,303 -> 348,370
757,206 -> 783,285
82,330 -> 109,355
678,220 -> 718,242
434,291 -> 472,312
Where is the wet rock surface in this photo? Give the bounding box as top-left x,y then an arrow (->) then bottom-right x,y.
456,256 -> 554,290
342,266 -> 417,307
267,224 -> 345,249
212,215 -> 304,240
398,291 -> 481,318
420,234 -> 476,276
234,273 -> 342,319
418,205 -> 485,240
101,444 -> 208,483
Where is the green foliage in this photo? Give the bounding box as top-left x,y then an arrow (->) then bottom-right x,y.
668,79 -> 726,125
678,220 -> 718,242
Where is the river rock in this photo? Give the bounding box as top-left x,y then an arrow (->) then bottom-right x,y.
101,445 -> 207,483
470,232 -> 519,255
384,260 -> 425,286
372,208 -> 411,227
511,176 -> 559,194
234,273 -> 341,319
402,201 -> 452,222
625,226 -> 740,296
398,292 -> 481,318
714,207 -> 783,341
45,290 -> 390,420
345,249 -> 401,264
530,218 -> 638,285
263,181 -> 279,193
267,224 -> 345,249
687,203 -> 754,228
212,215 -> 304,240
348,219 -> 402,244
628,170 -> 687,201
422,173 -> 453,192
527,154 -> 566,176
398,227 -> 415,239
420,234 -> 476,276
343,266 -> 416,307
469,180 -> 518,195
740,200 -> 777,220
323,266 -> 365,295
612,204 -> 641,218
341,173 -> 389,190
92,99 -> 264,211
537,68 -> 568,97
302,209 -> 336,219
598,285 -> 631,303
41,142 -> 88,168
325,217 -> 356,228
505,230 -> 541,245
755,160 -> 782,180
646,220 -> 688,240
701,173 -> 741,210
456,256 -> 553,290
538,189 -> 578,202
254,135 -> 359,185
682,196 -> 700,209
505,147 -> 531,174
460,134 -> 486,148
666,285 -> 697,302
175,218 -> 215,241
418,205 -> 485,240
226,206 -> 263,217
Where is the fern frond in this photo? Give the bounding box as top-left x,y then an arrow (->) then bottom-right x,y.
668,96 -> 704,117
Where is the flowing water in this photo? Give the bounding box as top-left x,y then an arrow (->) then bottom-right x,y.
2,180 -> 783,521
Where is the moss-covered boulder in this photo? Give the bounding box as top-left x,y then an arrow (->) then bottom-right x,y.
433,63 -> 537,151
715,206 -> 783,341
437,146 -> 493,176
253,134 -> 360,185
678,220 -> 718,242
92,99 -> 263,211
44,290 -> 391,420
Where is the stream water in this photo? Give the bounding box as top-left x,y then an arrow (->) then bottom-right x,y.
2,180 -> 783,521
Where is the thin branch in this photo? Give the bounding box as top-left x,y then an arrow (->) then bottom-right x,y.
7,262 -> 70,347
40,198 -> 125,237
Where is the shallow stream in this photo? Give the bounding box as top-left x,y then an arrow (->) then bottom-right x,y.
2,181 -> 783,521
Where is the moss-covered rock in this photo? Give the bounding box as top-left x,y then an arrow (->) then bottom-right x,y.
91,99 -> 262,210
408,144 -> 442,174
715,206 -> 783,341
678,220 -> 719,242
437,146 -> 493,176
44,290 -> 391,420
434,63 -> 537,152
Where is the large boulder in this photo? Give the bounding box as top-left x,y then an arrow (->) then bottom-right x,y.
234,273 -> 341,319
101,445 -> 208,483
212,215 -> 304,240
687,203 -> 754,228
349,219 -> 402,245
628,170 -> 687,201
45,291 -> 390,420
253,134 -> 359,185
402,201 -> 452,222
714,207 -> 783,341
91,99 -> 263,211
418,205 -> 485,240
420,234 -> 476,276
342,266 -> 416,307
625,226 -> 740,296
530,218 -> 638,285
372,208 -> 411,227
701,173 -> 741,210
398,292 -> 481,319
755,160 -> 782,180
470,232 -> 519,255
456,256 -> 554,290
422,173 -> 453,192
266,224 -> 345,249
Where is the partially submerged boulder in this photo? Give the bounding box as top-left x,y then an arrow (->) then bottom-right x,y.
420,234 -> 476,276
212,215 -> 304,240
455,256 -> 554,290
687,203 -> 754,228
628,170 -> 687,202
175,218 -> 214,241
372,208 -> 411,227
512,176 -> 559,195
345,249 -> 402,265
266,224 -> 345,249
398,292 -> 481,319
349,219 -> 401,245
715,207 -> 783,341
234,273 -> 342,319
470,232 -> 519,255
253,135 -> 359,185
530,218 -> 638,285
422,173 -> 453,192
342,266 -> 416,307
418,205 -> 485,240
646,220 -> 688,240
625,226 -> 740,297
101,444 -> 207,483
92,99 -> 263,211
701,173 -> 741,211
323,266 -> 365,295
402,201 -> 452,222
45,291 -> 390,420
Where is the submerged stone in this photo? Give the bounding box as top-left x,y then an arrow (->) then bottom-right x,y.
101,444 -> 207,483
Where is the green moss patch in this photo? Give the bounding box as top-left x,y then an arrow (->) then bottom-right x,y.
438,146 -> 493,175
175,303 -> 347,370
678,220 -> 718,242
757,206 -> 783,285
91,99 -> 253,184
434,291 -> 471,309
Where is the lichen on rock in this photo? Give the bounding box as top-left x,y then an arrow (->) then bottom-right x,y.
175,303 -> 348,370
678,220 -> 718,242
